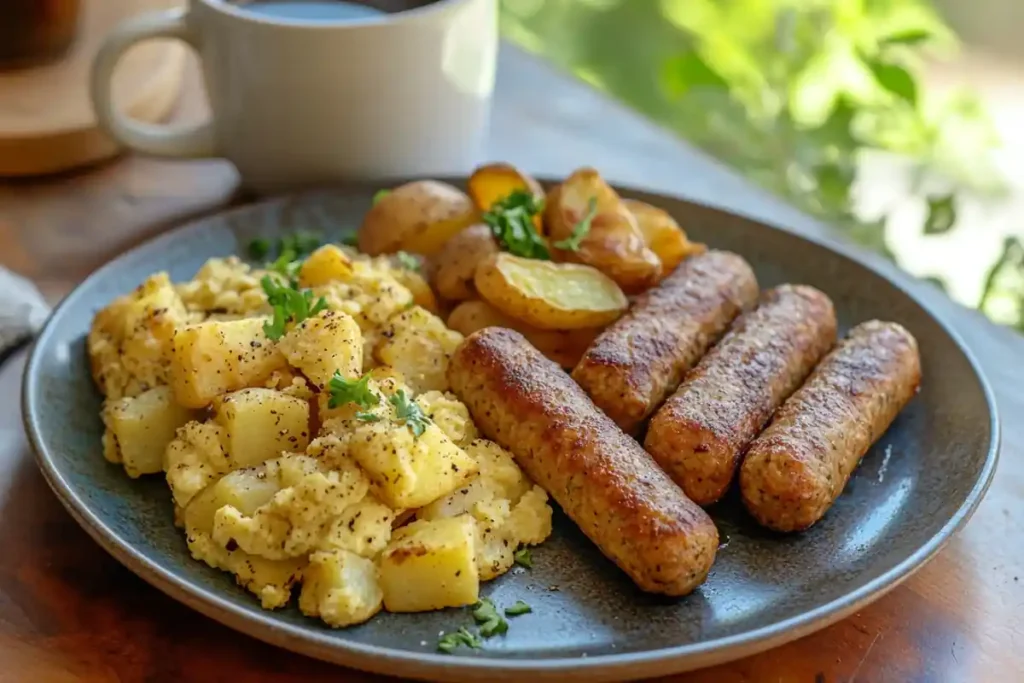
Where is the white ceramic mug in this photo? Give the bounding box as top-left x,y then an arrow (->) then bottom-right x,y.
91,0 -> 497,193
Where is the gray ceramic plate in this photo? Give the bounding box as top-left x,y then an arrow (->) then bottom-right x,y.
23,182 -> 999,683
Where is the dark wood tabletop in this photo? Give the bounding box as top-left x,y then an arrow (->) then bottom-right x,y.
0,47 -> 1021,683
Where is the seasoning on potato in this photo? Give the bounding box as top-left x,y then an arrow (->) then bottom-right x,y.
88,237 -> 554,631
474,252 -> 628,330
430,224 -> 500,301
545,168 -> 662,293
623,198 -> 706,274
358,180 -> 478,257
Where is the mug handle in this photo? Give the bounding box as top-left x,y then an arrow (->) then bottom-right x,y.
90,8 -> 217,158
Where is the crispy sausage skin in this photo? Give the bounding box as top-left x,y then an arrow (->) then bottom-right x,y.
740,320 -> 921,532
572,250 -> 759,433
448,327 -> 718,596
645,285 -> 837,506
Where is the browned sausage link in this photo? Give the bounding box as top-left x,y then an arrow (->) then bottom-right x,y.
739,320 -> 921,532
645,285 -> 838,506
572,250 -> 759,434
448,327 -> 718,596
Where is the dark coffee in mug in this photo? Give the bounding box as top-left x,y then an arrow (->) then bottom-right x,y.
230,0 -> 439,21
0,0 -> 80,69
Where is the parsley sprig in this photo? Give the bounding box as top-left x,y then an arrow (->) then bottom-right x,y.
249,232 -> 323,283
436,599 -> 533,654
260,275 -> 328,340
553,196 -> 597,252
504,600 -> 532,617
513,547 -> 533,569
390,389 -> 431,438
482,190 -> 549,260
437,627 -> 481,654
395,251 -> 420,272
472,599 -> 508,637
327,371 -> 380,410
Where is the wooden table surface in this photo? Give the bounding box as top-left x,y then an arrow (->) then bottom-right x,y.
1,47 -> 1021,683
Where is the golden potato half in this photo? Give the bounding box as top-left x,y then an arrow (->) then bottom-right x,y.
623,198 -> 707,274
545,168 -> 662,293
467,162 -> 545,214
430,223 -> 500,302
474,252 -> 628,330
358,180 -> 477,257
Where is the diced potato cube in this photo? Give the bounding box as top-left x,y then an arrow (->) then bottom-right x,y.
170,317 -> 285,408
101,386 -> 198,478
278,310 -> 362,388
184,473 -> 305,609
379,516 -> 479,612
349,421 -> 477,509
414,391 -> 478,448
213,388 -> 310,469
183,467 -> 282,535
212,453 -> 369,560
299,549 -> 383,627
418,440 -> 553,581
299,245 -> 355,288
374,306 -> 463,394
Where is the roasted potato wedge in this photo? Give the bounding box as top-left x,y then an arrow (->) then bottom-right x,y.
623,199 -> 706,274
430,224 -> 499,301
467,163 -> 544,215
474,252 -> 628,330
358,181 -> 477,257
545,168 -> 662,293
447,300 -> 600,368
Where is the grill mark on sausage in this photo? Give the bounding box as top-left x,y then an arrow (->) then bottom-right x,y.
645,284 -> 838,505
572,250 -> 759,433
739,320 -> 921,531
448,327 -> 719,595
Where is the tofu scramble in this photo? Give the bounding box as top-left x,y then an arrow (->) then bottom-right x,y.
90,244 -> 552,627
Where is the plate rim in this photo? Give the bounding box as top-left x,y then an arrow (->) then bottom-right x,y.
22,180 -> 1002,682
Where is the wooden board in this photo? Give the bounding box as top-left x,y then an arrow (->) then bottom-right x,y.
0,0 -> 186,177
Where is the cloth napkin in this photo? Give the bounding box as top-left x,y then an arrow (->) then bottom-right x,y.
0,267 -> 50,360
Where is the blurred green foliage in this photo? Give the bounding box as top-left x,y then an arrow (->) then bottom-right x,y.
501,0 -> 1024,329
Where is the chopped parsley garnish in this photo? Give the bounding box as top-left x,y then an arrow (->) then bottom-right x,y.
513,547 -> 533,569
553,196 -> 597,252
390,389 -> 431,437
482,190 -> 549,260
437,627 -> 481,654
267,249 -> 302,281
472,599 -> 508,637
248,238 -> 271,260
356,411 -> 382,423
372,189 -> 391,205
504,600 -> 532,617
395,251 -> 420,271
328,372 -> 380,410
252,231 -> 322,278
261,275 -> 328,340
280,231 -> 322,257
